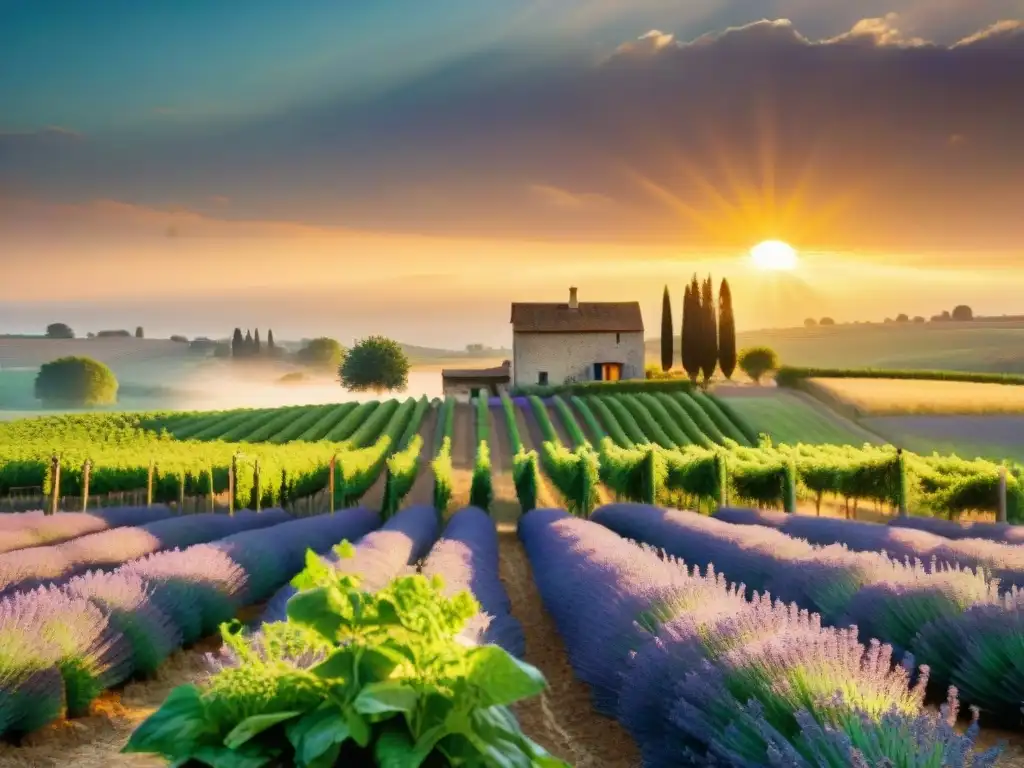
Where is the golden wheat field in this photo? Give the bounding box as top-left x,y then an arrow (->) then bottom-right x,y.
804,377 -> 1024,416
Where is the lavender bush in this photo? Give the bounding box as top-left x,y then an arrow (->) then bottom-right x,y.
0,623 -> 64,736
519,508 -> 1003,766
64,570 -> 183,678
421,506 -> 524,656
259,504 -> 433,623
714,507 -> 1024,589
0,509 -> 381,738
0,509 -> 291,596
0,586 -> 132,716
891,516 -> 1024,545
0,505 -> 174,554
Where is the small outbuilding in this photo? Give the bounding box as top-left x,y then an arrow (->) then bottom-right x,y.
441,360 -> 511,401
510,287 -> 645,388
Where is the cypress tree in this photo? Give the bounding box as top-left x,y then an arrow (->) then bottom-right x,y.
244,329 -> 253,357
660,285 -> 673,372
231,328 -> 244,358
267,329 -> 276,352
700,275 -> 717,384
719,278 -> 737,379
253,328 -> 262,356
682,274 -> 702,382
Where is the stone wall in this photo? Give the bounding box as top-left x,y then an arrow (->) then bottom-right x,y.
512,331 -> 645,387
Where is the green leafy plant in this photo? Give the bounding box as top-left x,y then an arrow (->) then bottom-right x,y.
124,542 -> 567,768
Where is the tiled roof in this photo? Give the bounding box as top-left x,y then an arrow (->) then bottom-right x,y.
510,302 -> 644,333
441,361 -> 511,380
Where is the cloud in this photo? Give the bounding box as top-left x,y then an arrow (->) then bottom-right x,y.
528,184 -> 614,211
5,16 -> 1024,252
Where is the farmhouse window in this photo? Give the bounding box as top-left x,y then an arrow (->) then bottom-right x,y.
616,333 -> 621,343
538,371 -> 549,385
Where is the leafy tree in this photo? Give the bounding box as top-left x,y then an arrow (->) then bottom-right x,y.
718,278 -> 737,380
738,346 -> 779,384
819,317 -> 836,326
660,285 -> 673,372
952,305 -> 973,321
804,318 -> 817,327
231,328 -> 244,358
45,323 -> 74,339
35,356 -> 118,406
297,337 -> 345,370
896,313 -> 909,323
700,275 -> 717,384
135,326 -> 144,338
682,275 -> 702,382
913,316 -> 926,323
253,328 -> 261,356
340,336 -> 410,392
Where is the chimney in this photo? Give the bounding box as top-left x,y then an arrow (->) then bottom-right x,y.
569,286 -> 579,309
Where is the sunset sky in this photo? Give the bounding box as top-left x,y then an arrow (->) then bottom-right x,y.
2,1 -> 1023,347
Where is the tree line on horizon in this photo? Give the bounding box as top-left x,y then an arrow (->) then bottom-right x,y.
659,276 -> 736,384
230,327 -> 278,359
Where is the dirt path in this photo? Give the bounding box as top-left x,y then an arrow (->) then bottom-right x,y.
487,404 -> 521,529
499,531 -> 640,768
452,402 -> 476,470
403,406 -> 440,507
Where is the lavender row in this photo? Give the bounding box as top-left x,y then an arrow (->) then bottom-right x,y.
715,506 -> 1024,590
260,503 -> 439,624
518,508 -> 1000,767
420,506 -> 524,657
592,504 -> 1024,711
0,509 -> 291,597
0,509 -> 380,738
0,506 -> 176,555
891,515 -> 1024,545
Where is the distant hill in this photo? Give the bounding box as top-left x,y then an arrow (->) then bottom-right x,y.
644,319 -> 1024,374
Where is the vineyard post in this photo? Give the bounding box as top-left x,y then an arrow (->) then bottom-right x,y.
178,473 -> 185,514
280,468 -> 288,513
81,459 -> 91,512
999,465 -> 1008,523
896,449 -> 908,517
229,454 -> 237,516
49,454 -> 61,515
147,460 -> 155,507
207,467 -> 215,513
784,459 -> 797,514
253,461 -> 261,513
717,453 -> 729,508
329,455 -> 336,514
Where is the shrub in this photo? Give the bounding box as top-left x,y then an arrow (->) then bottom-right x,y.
432,437 -> 454,515
382,435 -> 424,518
169,335 -> 188,343
96,330 -> 131,338
295,337 -> 345,370
738,346 -> 779,383
124,549 -> 563,767
45,323 -> 74,339
34,357 -> 118,407
513,450 -> 540,513
952,304 -> 973,321
339,336 -> 409,393
469,440 -> 493,512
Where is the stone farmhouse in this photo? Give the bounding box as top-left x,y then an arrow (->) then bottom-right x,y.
509,287 -> 645,388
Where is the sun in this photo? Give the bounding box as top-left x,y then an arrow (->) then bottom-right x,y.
750,240 -> 798,271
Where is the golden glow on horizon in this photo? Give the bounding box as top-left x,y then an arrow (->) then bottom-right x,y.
750,240 -> 798,271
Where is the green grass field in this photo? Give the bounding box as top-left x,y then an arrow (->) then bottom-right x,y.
714,390 -> 879,446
